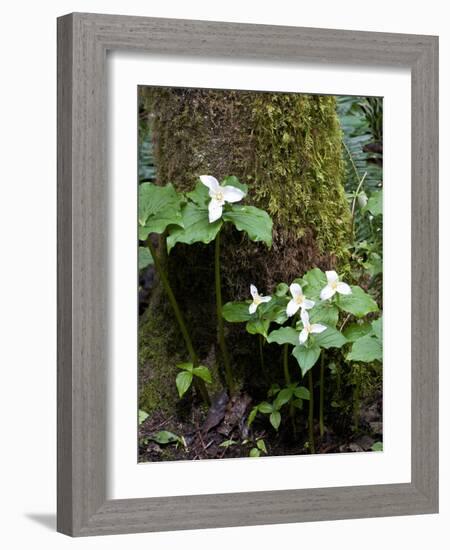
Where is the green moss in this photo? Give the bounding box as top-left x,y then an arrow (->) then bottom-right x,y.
139,282 -> 223,415
251,93 -> 351,267
138,289 -> 181,415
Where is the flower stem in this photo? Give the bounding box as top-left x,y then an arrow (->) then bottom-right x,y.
308,369 -> 315,454
283,344 -> 291,385
353,365 -> 360,432
351,171 -> 368,238
146,237 -> 210,406
319,353 -> 325,437
259,334 -> 267,379
283,344 -> 296,435
214,231 -> 234,394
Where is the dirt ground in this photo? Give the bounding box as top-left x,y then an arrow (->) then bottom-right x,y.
138,389 -> 382,462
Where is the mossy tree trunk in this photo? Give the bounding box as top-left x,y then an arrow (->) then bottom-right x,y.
139,88 -> 351,411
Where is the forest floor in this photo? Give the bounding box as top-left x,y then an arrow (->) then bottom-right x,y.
138,390 -> 382,462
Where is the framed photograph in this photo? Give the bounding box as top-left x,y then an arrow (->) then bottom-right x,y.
57,13 -> 438,536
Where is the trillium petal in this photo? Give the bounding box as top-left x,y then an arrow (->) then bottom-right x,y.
261,296 -> 272,303
250,284 -> 258,298
208,199 -> 223,223
300,309 -> 310,327
222,185 -> 245,203
299,328 -> 309,344
286,299 -> 300,317
303,299 -> 315,310
326,270 -> 339,284
337,282 -> 352,295
289,282 -> 302,298
249,302 -> 257,315
311,323 -> 327,334
320,285 -> 335,300
200,175 -> 220,191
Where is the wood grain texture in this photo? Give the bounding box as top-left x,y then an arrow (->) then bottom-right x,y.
410,37 -> 439,505
57,13 -> 74,535
57,12 -> 439,537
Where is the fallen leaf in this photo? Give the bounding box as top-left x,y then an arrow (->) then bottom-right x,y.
202,391 -> 229,434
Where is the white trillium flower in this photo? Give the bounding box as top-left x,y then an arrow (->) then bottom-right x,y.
286,283 -> 315,317
249,284 -> 271,314
299,310 -> 327,345
320,270 -> 352,301
199,175 -> 246,223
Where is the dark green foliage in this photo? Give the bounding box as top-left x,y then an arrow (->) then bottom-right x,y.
337,96 -> 383,290
139,89 -> 156,183
337,96 -> 382,197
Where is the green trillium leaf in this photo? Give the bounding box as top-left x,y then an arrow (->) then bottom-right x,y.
337,286 -> 379,318
371,317 -> 383,340
301,268 -> 327,300
313,326 -> 347,349
346,334 -> 382,362
138,183 -> 184,240
275,282 -> 289,297
222,205 -> 273,247
292,344 -> 321,376
343,322 -> 372,342
167,202 -> 223,252
309,302 -> 339,326
249,448 -> 261,457
267,327 -> 299,346
268,307 -> 289,325
258,298 -> 289,325
246,318 -> 271,338
138,246 -> 154,270
222,301 -> 252,322
186,181 -> 210,207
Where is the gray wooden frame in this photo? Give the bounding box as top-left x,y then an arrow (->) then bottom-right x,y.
57,12 -> 439,537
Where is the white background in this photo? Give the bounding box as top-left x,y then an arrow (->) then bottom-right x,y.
0,1 -> 446,549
